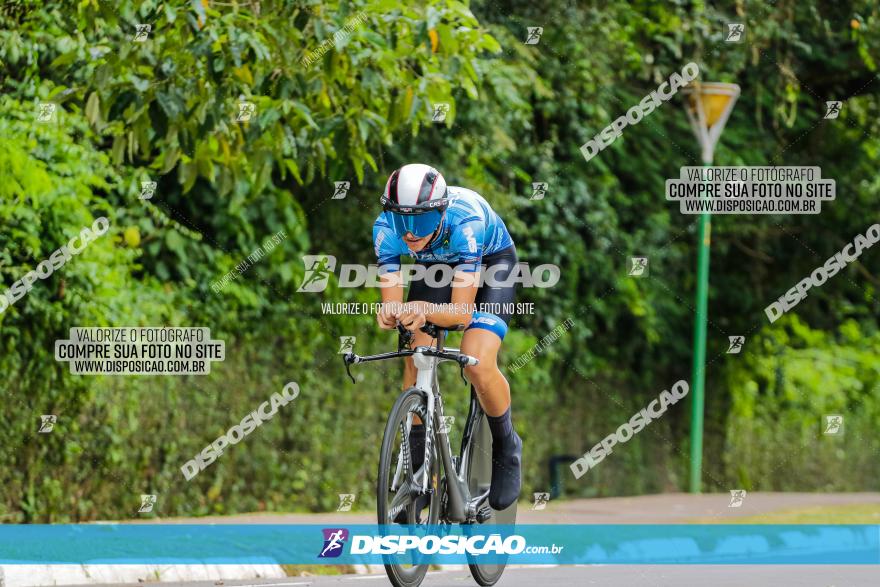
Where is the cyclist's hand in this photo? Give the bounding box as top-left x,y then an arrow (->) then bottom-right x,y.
396,301 -> 428,331
376,304 -> 398,330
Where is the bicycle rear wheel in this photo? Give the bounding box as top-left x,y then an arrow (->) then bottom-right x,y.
464,398 -> 518,586
377,386 -> 441,587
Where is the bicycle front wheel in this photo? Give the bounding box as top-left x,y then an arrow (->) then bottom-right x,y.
377,386 -> 441,587
465,405 -> 518,586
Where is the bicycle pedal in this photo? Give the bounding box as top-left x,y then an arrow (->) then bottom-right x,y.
476,504 -> 493,523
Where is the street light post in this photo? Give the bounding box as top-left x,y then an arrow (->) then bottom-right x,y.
682,81 -> 740,493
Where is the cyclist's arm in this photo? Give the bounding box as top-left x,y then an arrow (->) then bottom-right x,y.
374,220 -> 404,329
415,218 -> 484,327
377,272 -> 404,329
419,271 -> 478,328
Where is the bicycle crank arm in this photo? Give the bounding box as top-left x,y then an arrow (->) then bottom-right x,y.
467,488 -> 492,521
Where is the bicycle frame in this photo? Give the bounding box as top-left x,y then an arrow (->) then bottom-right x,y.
343,325 -> 489,523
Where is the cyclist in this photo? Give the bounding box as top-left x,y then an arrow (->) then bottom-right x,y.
373,163 -> 521,512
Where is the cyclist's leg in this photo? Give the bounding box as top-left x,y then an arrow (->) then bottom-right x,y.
461,247 -> 521,510
463,246 -> 518,415
461,317 -> 520,510
460,327 -> 508,416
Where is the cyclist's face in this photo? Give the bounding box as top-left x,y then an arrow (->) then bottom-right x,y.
402,232 -> 432,252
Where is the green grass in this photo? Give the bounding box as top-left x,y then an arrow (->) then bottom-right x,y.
706,504 -> 880,524
281,564 -> 356,576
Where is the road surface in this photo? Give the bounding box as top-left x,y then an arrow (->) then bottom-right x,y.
59,565 -> 880,587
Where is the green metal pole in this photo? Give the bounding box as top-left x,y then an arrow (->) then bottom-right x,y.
689,160 -> 712,494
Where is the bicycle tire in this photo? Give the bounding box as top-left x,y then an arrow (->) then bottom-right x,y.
465,400 -> 517,586
377,386 -> 440,587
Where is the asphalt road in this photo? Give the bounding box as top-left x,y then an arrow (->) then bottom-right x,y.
60,565 -> 880,587
128,492 -> 880,525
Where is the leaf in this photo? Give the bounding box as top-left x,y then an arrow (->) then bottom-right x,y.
481,33 -> 501,54
111,135 -> 126,165
284,159 -> 303,184
160,147 -> 181,174
179,160 -> 197,193
85,92 -> 101,126
232,65 -> 253,85
291,101 -> 319,129
166,230 -> 185,253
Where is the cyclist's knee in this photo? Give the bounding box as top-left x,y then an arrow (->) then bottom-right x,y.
463,350 -> 499,388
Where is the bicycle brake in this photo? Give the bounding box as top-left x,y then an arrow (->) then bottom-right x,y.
342,353 -> 356,383
397,324 -> 413,350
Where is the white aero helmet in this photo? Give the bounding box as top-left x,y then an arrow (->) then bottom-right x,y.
380,163 -> 449,238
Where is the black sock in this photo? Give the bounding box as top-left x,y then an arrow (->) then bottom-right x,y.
409,423 -> 425,470
486,407 -> 514,443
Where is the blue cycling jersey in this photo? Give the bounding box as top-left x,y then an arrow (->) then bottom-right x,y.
373,186 -> 514,273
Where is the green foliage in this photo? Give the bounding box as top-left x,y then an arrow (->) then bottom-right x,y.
717,316 -> 880,491
0,0 -> 878,520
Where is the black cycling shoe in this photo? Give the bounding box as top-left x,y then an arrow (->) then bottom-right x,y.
488,430 -> 522,510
